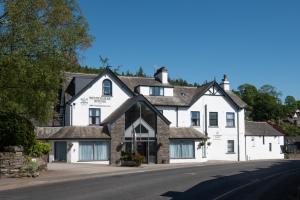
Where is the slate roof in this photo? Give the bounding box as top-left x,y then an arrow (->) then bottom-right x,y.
36,126 -> 110,140
62,71 -> 247,108
169,128 -> 207,139
245,121 -> 284,136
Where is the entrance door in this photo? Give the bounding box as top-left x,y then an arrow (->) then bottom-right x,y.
137,142 -> 147,163
54,141 -> 67,162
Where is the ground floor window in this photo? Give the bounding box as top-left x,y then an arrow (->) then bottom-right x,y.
227,140 -> 235,153
79,141 -> 109,161
170,140 -> 195,159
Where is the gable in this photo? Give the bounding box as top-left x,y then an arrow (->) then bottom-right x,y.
67,68 -> 134,104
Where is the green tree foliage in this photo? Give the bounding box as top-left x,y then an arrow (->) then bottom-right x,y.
259,84 -> 282,100
135,66 -> 146,77
0,0 -> 92,123
285,96 -> 298,114
0,112 -> 35,153
27,141 -> 51,157
236,84 -> 258,113
251,93 -> 284,121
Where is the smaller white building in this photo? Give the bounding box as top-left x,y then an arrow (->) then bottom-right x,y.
245,121 -> 284,160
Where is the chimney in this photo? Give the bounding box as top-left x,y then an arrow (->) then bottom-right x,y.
154,67 -> 168,84
220,74 -> 230,91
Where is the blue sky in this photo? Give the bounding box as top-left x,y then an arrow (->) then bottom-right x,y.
77,0 -> 300,99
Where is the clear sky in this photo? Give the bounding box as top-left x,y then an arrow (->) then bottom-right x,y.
77,0 -> 300,99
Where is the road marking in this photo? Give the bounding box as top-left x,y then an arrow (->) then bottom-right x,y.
213,168 -> 300,200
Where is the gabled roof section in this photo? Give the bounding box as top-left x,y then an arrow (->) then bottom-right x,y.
245,121 -> 284,136
101,95 -> 171,125
66,67 -> 135,104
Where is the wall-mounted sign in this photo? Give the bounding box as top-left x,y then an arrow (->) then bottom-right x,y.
213,135 -> 222,140
80,97 -> 88,105
89,96 -> 111,104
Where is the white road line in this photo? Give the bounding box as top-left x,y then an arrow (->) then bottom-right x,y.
213,168 -> 300,200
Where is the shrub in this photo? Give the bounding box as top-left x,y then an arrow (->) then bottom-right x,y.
27,141 -> 51,157
120,151 -> 145,167
0,112 -> 35,153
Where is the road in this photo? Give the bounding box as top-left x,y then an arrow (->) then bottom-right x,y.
1,160 -> 300,200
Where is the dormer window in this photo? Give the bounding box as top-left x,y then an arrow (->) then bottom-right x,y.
102,79 -> 112,96
150,86 -> 163,96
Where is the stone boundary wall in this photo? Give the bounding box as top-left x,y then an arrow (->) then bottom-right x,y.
0,149 -> 26,177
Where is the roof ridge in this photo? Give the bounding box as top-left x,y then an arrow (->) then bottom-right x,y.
118,76 -> 155,79
64,71 -> 98,76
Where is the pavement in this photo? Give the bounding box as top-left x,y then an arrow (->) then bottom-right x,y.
1,160 -> 300,200
0,160 -> 233,191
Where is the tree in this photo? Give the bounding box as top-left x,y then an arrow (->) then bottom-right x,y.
285,96 -> 297,114
135,66 -> 146,77
0,0 -> 92,123
252,93 -> 284,121
259,84 -> 282,100
235,84 -> 258,115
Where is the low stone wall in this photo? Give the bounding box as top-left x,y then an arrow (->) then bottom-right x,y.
0,149 -> 26,177
0,146 -> 48,178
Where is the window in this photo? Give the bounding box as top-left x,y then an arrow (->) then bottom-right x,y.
263,136 -> 265,145
269,143 -> 272,151
102,79 -> 112,96
79,141 -> 109,161
134,124 -> 148,134
170,140 -> 195,159
150,87 -> 163,96
226,112 -> 235,127
191,111 -> 200,126
89,108 -> 100,125
209,112 -> 218,127
251,137 -> 255,147
227,140 -> 235,153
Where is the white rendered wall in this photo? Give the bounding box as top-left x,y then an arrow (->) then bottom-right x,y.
170,141 -> 208,163
49,140 -> 110,164
164,88 -> 174,96
245,136 -> 284,160
69,73 -> 131,126
139,86 -> 150,96
156,106 -> 177,127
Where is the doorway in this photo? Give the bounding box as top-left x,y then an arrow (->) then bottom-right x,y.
54,141 -> 67,162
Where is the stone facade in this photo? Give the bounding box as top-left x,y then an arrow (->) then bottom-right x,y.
110,114 -> 125,165
156,116 -> 170,164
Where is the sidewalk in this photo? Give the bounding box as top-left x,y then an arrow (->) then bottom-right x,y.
0,161 -> 235,191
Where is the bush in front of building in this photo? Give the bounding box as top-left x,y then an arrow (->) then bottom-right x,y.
0,112 -> 35,153
120,151 -> 145,167
27,141 -> 51,157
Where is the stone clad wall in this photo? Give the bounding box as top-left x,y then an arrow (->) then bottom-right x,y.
110,115 -> 125,165
157,117 -> 170,164
0,150 -> 26,177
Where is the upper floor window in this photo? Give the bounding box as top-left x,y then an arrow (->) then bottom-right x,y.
209,112 -> 218,127
102,79 -> 112,96
191,111 -> 200,126
150,87 -> 163,96
226,112 -> 235,127
89,108 -> 100,125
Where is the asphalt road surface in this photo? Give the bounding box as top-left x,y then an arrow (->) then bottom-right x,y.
1,160 -> 300,200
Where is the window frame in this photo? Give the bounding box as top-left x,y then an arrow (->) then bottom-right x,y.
102,79 -> 112,96
78,141 -> 110,161
149,86 -> 164,96
226,112 -> 235,128
191,111 -> 200,127
89,108 -> 101,125
227,140 -> 235,154
209,112 -> 218,127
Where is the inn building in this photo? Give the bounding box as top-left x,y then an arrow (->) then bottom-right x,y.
36,67 -> 284,164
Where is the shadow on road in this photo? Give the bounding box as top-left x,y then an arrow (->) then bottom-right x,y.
161,160 -> 300,200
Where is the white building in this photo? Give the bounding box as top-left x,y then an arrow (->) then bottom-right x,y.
36,67 -> 285,165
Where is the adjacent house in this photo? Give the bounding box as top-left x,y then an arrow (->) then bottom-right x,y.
36,67 -> 285,165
